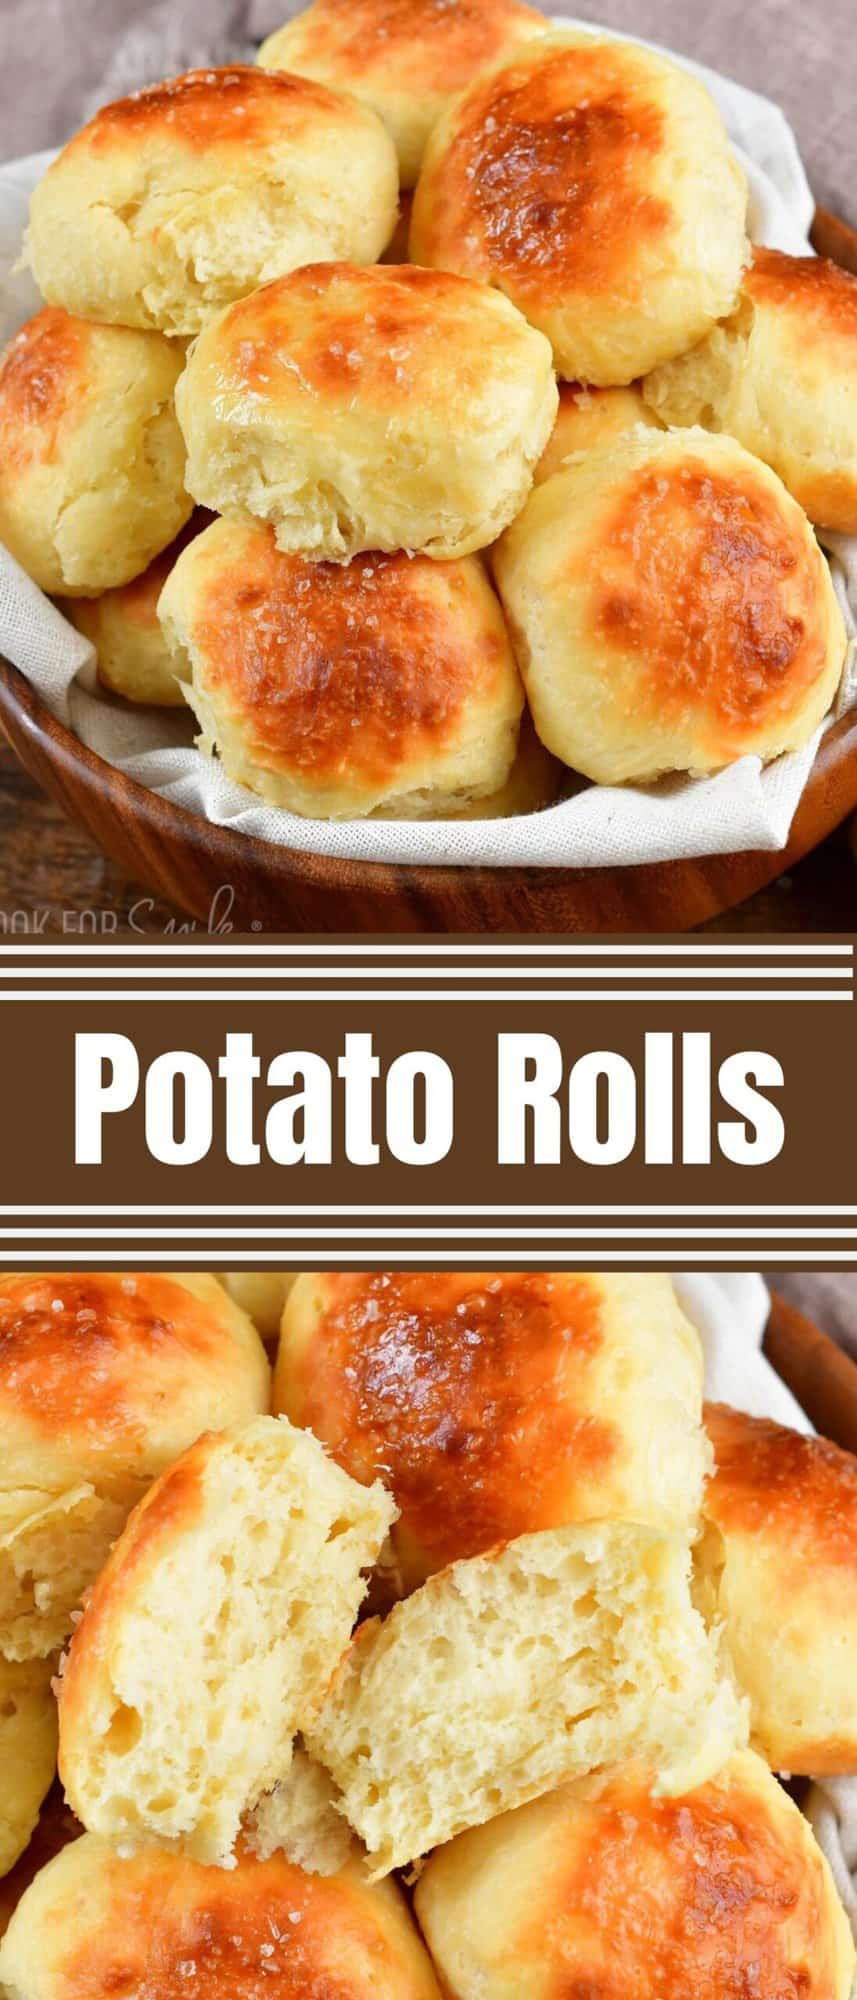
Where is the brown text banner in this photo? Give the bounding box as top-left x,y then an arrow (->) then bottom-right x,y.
0,937 -> 853,1269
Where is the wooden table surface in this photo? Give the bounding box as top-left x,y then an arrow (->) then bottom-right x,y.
2,729 -> 853,936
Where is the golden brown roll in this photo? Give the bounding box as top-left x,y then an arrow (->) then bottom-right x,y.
534,381 -> 663,485
258,0 -> 546,187
248,1746 -> 354,1876
0,1836 -> 443,2000
414,1752 -> 856,2000
446,712 -> 565,817
493,427 -> 847,784
60,513 -> 210,706
158,520 -> 525,817
0,1790 -> 79,1944
0,308 -> 190,596
275,1273 -> 708,1594
0,1272 -> 269,1660
699,1402 -> 857,1775
222,1274 -> 296,1343
410,32 -> 748,383
174,262 -> 558,562
644,247 -> 857,534
24,67 -> 398,337
307,1521 -> 747,1874
0,1657 -> 57,1879
57,1418 -> 395,1863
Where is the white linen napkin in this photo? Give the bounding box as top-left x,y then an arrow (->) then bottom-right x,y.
676,1273 -> 857,1973
1,25 -> 856,868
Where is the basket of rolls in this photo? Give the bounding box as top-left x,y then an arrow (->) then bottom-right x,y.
1,1268 -> 857,1998
1,4 -> 856,930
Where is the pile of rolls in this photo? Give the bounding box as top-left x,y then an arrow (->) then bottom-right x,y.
0,0 -> 855,817
0,1267 -> 856,1999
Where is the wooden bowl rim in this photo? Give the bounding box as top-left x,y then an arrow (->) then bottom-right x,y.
759,1290 -> 857,1453
6,670 -> 857,908
0,657 -> 567,898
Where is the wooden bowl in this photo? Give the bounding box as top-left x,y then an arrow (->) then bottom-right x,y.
1,208 -> 855,934
764,1289 -> 857,1453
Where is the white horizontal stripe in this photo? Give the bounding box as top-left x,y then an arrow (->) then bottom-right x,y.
0,965 -> 849,982
2,1205 -> 854,1217
2,1226 -> 856,1241
0,989 -> 847,1002
0,1251 -> 853,1265
0,942 -> 848,957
